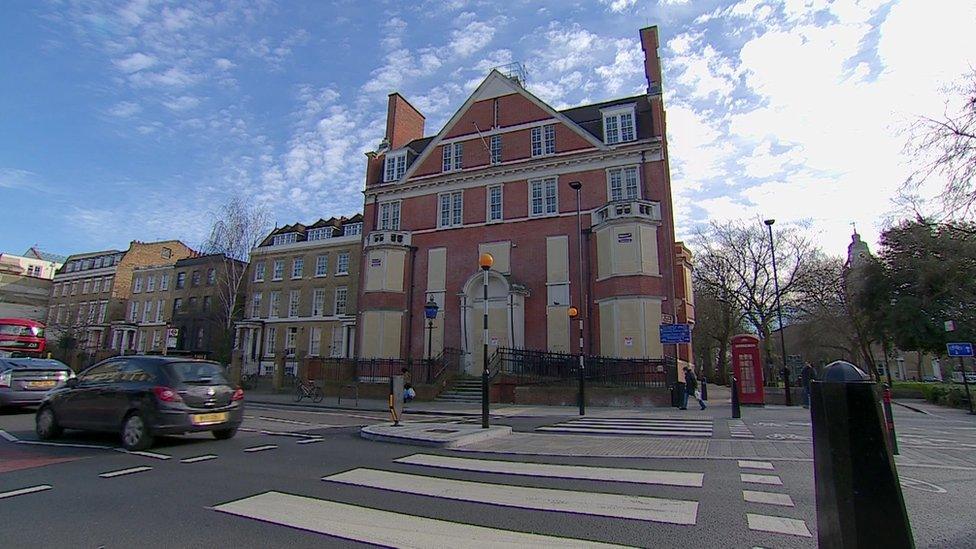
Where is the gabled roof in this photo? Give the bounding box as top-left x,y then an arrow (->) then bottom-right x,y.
398,70 -> 608,183
561,94 -> 653,143
23,247 -> 66,263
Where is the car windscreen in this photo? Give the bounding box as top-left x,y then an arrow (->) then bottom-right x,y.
0,358 -> 69,370
165,362 -> 229,385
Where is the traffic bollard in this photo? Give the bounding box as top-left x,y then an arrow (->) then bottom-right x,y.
389,375 -> 403,427
882,384 -> 899,455
731,375 -> 741,419
811,361 -> 913,549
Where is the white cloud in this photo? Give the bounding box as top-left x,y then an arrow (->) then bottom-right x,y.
162,95 -> 200,111
594,38 -> 645,96
113,52 -> 157,73
214,58 -> 235,71
449,20 -> 497,57
107,101 -> 142,117
599,0 -> 638,12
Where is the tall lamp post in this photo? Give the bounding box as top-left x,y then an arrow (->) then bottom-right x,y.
568,180 -> 585,416
764,218 -> 792,406
479,252 -> 494,429
424,297 -> 439,383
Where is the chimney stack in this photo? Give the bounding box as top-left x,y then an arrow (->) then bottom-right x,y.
640,26 -> 663,96
385,93 -> 425,150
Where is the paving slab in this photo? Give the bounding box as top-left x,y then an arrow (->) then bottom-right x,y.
360,422 -> 512,448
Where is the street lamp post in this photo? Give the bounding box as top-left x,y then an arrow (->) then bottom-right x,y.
764,218 -> 792,406
424,298 -> 439,384
569,180 -> 585,416
479,252 -> 494,429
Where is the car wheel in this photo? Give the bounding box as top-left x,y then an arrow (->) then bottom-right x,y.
36,407 -> 63,440
213,427 -> 237,440
313,387 -> 324,403
121,412 -> 154,451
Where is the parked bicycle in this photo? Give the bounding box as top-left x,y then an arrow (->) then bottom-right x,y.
294,378 -> 324,403
240,372 -> 259,390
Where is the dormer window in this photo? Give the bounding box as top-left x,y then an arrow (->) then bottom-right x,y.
307,227 -> 334,241
272,232 -> 298,246
384,150 -> 407,182
442,142 -> 463,172
344,222 -> 362,236
602,105 -> 636,144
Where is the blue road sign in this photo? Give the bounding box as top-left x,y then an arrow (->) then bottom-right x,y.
660,323 -> 692,344
946,342 -> 974,357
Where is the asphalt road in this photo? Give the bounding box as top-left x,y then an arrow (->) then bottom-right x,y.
0,400 -> 973,548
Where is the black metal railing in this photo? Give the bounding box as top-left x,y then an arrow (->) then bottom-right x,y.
494,347 -> 674,388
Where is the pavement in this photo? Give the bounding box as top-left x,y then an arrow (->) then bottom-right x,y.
0,390 -> 973,548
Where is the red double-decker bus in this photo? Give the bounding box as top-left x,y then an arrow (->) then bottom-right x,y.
0,318 -> 47,357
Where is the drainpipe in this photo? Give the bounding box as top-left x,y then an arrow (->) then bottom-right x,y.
404,246 -> 418,360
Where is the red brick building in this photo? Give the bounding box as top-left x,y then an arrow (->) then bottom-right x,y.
357,27 -> 694,374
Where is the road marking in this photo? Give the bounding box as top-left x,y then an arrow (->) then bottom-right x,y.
395,454 -> 704,487
296,437 -> 324,445
246,415 -> 313,426
213,491 -> 629,548
740,474 -> 783,486
0,485 -> 52,499
0,429 -> 19,442
562,418 -> 713,425
323,468 -> 698,525
126,450 -> 172,460
558,422 -> 714,432
742,490 -> 794,507
17,440 -> 114,450
899,476 -> 947,493
181,454 -> 218,463
536,426 -> 711,437
737,460 -> 775,470
746,513 -> 812,537
99,466 -> 153,478
244,445 -> 278,453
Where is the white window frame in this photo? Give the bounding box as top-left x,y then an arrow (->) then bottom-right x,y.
288,290 -> 300,318
334,287 -> 348,315
83,279 -> 91,294
344,222 -> 362,236
312,288 -> 326,317
253,262 -> 265,282
272,233 -> 298,246
487,185 -> 503,223
309,327 -> 322,356
490,134 -> 502,165
442,142 -> 463,172
142,300 -> 153,323
529,178 -> 558,217
130,301 -> 139,322
607,166 -> 641,202
336,252 -> 350,275
159,274 -> 167,290
269,291 -> 281,318
100,301 -> 109,323
601,104 -> 637,145
92,278 -> 101,294
285,327 -> 297,357
384,150 -> 407,182
146,276 -> 154,292
438,191 -> 464,228
292,257 -> 304,279
315,255 -> 328,277
531,124 -> 556,157
272,260 -> 284,281
251,293 -> 262,318
379,200 -> 401,231
155,299 -> 163,323
307,227 -> 334,241
265,327 -> 276,356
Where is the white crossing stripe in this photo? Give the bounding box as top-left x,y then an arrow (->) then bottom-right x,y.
396,454 -> 703,487
99,466 -> 152,478
740,473 -> 783,486
324,468 -> 698,525
536,426 -> 711,437
0,429 -> 19,442
126,450 -> 171,460
0,485 -> 52,499
244,445 -> 278,452
742,490 -> 794,507
563,422 -> 714,431
181,454 -> 218,463
565,418 -> 712,425
746,513 -> 812,537
213,491 -> 630,548
737,460 -> 774,470
296,437 -> 324,445
728,419 -> 755,439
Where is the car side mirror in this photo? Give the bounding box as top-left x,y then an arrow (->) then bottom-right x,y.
65,378 -> 79,388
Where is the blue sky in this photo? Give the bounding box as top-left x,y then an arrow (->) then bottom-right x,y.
2,0 -> 974,259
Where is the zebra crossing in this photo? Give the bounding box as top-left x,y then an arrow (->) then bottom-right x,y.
535,417 -> 714,437
729,419 -> 755,438
212,452 -> 816,546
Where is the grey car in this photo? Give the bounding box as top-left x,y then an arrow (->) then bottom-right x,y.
0,357 -> 74,408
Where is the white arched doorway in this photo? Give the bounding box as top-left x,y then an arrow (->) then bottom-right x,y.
459,271 -> 525,375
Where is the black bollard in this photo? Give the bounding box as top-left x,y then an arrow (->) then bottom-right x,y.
782,367 -> 793,406
731,375 -> 741,419
811,361 -> 913,549
701,376 -> 708,401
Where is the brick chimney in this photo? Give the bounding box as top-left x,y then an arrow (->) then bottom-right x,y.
640,26 -> 662,96
385,93 -> 425,150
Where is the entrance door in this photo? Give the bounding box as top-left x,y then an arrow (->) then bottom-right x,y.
463,272 -> 517,375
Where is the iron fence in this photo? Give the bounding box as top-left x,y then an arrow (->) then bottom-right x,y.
495,348 -> 674,388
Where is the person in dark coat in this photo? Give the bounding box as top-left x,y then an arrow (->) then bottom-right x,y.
800,362 -> 815,408
683,366 -> 707,410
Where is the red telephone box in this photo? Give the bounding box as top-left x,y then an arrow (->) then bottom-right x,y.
732,334 -> 765,405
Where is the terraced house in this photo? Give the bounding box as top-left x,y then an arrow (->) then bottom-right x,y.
236,216 -> 363,376
357,26 -> 694,373
46,240 -> 194,365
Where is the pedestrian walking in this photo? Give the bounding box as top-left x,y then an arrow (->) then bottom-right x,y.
681,366 -> 707,410
801,362 -> 815,409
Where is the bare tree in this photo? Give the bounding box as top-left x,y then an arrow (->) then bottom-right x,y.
902,69 -> 976,218
202,197 -> 272,357
693,220 -> 821,383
